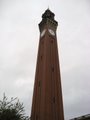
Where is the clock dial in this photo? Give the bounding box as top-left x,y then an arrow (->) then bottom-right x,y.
48,29 -> 55,36
41,29 -> 46,37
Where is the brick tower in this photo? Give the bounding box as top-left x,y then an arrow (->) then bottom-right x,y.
31,9 -> 64,120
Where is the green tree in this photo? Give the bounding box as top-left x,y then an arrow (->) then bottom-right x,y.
0,93 -> 29,120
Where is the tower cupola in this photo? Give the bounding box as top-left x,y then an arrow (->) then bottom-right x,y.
42,9 -> 55,20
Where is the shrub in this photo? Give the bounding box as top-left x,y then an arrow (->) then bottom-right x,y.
0,93 -> 29,120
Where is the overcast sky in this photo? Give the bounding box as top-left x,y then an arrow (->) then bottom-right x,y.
0,0 -> 90,120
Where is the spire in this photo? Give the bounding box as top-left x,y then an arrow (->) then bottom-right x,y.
39,9 -> 58,32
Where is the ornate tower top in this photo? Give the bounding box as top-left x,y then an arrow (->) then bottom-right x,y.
42,9 -> 55,20
39,9 -> 58,32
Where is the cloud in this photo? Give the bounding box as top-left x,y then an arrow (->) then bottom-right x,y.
62,64 -> 90,119
0,0 -> 90,119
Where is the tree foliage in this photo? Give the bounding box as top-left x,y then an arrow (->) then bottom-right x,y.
0,93 -> 29,120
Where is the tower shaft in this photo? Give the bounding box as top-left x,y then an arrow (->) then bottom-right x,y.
31,9 -> 64,120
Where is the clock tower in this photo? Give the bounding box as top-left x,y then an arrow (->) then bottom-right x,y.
31,9 -> 64,120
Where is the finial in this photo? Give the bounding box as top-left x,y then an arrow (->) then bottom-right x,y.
48,6 -> 49,10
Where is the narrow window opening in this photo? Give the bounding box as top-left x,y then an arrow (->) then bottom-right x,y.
41,55 -> 43,60
51,66 -> 54,72
36,115 -> 38,120
51,40 -> 53,43
53,97 -> 55,103
38,81 -> 40,87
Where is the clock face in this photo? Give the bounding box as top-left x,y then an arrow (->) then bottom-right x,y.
48,29 -> 55,36
41,29 -> 46,37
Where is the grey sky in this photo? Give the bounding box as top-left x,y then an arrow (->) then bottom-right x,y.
0,0 -> 90,120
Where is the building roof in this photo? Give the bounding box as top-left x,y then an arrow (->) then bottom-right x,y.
70,114 -> 90,120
